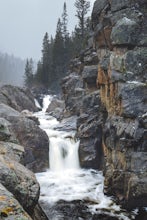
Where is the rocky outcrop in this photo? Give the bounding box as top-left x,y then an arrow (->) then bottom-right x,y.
0,85 -> 38,112
0,183 -> 32,220
61,47 -> 106,169
46,96 -> 65,120
77,91 -> 107,169
0,89 -> 49,173
91,0 -> 147,209
0,85 -> 48,219
10,116 -> 49,172
0,155 -> 40,214
61,0 -> 147,211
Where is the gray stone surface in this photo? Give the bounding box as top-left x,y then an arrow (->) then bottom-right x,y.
0,183 -> 32,220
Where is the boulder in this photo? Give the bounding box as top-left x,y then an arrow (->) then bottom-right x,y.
0,183 -> 32,220
111,17 -> 140,46
0,117 -> 17,143
0,85 -> 38,112
0,141 -> 24,164
0,103 -> 49,172
0,155 -> 39,215
46,96 -> 65,120
10,116 -> 49,172
0,103 -> 20,120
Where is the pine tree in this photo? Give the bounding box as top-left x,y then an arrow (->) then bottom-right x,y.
74,0 -> 90,51
34,60 -> 42,85
52,18 -> 64,90
41,32 -> 50,87
24,58 -> 34,88
61,2 -> 68,41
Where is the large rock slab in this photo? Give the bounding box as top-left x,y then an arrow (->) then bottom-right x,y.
0,155 -> 39,215
61,73 -> 85,116
0,85 -> 38,112
111,17 -> 140,46
10,116 -> 49,172
77,91 -> 107,169
103,115 -> 147,208
0,103 -> 49,172
0,183 -> 32,220
0,117 -> 17,143
82,65 -> 98,89
46,96 -> 65,120
0,141 -> 24,164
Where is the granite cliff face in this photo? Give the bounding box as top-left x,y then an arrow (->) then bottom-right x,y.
61,0 -> 147,210
92,0 -> 147,209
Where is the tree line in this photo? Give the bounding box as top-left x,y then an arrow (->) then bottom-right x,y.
24,0 -> 91,92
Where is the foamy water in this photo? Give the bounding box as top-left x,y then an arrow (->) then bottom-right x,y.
34,95 -> 134,220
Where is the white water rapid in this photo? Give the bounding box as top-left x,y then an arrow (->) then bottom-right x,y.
34,95 -> 133,220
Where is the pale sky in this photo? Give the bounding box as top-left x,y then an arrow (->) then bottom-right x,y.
0,0 -> 95,61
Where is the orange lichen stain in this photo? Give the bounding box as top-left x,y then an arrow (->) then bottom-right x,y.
1,207 -> 14,217
0,196 -> 6,201
7,162 -> 15,170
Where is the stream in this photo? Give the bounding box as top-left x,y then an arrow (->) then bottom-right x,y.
34,95 -> 136,220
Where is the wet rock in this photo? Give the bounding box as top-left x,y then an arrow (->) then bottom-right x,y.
0,103 -> 20,119
55,116 -> 77,132
111,17 -> 140,46
10,116 -> 49,172
46,96 -> 65,120
124,47 -> 147,82
39,200 -> 120,220
0,141 -> 24,164
0,155 -> 39,215
82,65 -> 98,89
119,82 -> 147,118
111,0 -> 131,12
32,204 -> 48,220
0,85 -> 38,112
0,183 -> 32,220
61,73 -> 85,116
0,117 -> 17,143
84,51 -> 98,66
0,103 -> 49,172
91,0 -> 147,210
92,0 -> 110,28
77,91 -> 107,169
103,115 -> 147,208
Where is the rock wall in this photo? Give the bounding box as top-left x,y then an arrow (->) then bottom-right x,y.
61,49 -> 107,169
61,0 -> 147,210
91,0 -> 147,209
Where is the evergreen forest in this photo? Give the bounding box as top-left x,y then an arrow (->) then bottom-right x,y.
24,0 -> 91,92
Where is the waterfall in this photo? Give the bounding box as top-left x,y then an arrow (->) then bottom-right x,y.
42,94 -> 52,112
35,94 -> 80,172
49,136 -> 80,171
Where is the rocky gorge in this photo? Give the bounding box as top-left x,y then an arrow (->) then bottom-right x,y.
0,0 -> 147,219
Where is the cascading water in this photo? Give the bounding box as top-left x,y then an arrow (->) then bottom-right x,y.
34,95 -> 135,220
49,136 -> 80,171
